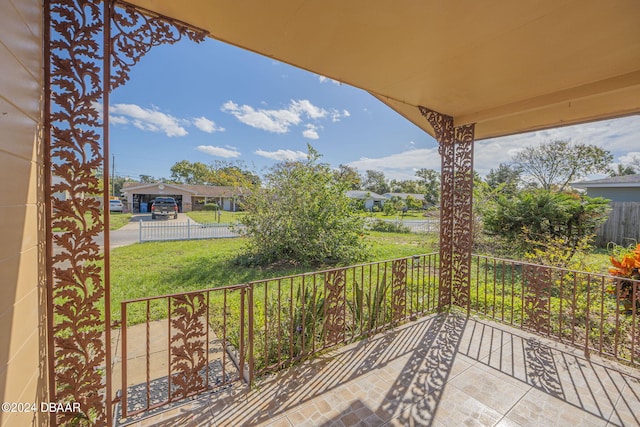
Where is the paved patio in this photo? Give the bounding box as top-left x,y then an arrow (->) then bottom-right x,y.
115,312 -> 640,426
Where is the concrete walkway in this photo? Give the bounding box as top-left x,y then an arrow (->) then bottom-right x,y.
114,312 -> 640,426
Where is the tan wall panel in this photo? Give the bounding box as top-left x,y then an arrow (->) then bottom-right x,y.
0,0 -> 45,426
0,205 -> 39,262
0,247 -> 40,321
0,1 -> 41,79
0,287 -> 39,373
0,152 -> 37,206
0,41 -> 41,120
0,97 -> 40,161
7,0 -> 42,49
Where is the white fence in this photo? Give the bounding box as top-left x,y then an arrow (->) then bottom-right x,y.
139,220 -> 244,242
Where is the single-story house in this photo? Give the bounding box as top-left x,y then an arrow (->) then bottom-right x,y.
571,174 -> 640,202
346,190 -> 388,211
121,182 -> 249,213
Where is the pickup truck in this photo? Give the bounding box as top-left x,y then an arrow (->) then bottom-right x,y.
151,197 -> 178,219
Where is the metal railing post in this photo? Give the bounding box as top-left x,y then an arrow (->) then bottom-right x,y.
247,284 -> 254,385
187,218 -> 191,240
139,219 -> 143,243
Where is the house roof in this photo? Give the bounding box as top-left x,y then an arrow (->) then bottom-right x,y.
127,0 -> 640,141
346,190 -> 387,201
122,182 -> 249,196
122,182 -> 197,194
571,174 -> 640,189
383,193 -> 426,201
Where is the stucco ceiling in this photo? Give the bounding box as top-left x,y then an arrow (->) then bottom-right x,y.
125,0 -> 640,140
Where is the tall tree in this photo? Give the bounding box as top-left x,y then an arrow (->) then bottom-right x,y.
333,164 -> 361,190
139,174 -> 160,183
608,164 -> 636,177
485,163 -> 522,195
389,179 -> 424,194
169,160 -> 260,188
209,160 -> 261,187
415,168 -> 440,207
362,170 -> 389,194
513,140 -> 612,191
624,154 -> 640,173
170,160 -> 210,184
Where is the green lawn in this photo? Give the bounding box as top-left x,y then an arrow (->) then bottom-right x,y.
186,210 -> 246,223
110,231 -> 438,323
109,212 -> 132,230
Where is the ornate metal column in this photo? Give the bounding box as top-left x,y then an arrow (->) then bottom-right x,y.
45,1 -> 206,425
419,107 -> 475,312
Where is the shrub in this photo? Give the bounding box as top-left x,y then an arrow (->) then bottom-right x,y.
237,145 -> 370,266
369,219 -> 410,233
202,202 -> 219,211
481,190 -> 610,260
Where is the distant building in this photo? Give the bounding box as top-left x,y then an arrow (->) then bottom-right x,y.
346,190 -> 387,211
121,182 -> 249,213
571,175 -> 640,202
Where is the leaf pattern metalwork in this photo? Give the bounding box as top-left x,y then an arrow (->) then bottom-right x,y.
324,270 -> 346,346
392,259 -> 408,322
110,1 -> 208,90
523,265 -> 552,333
47,0 -> 107,425
169,293 -> 208,400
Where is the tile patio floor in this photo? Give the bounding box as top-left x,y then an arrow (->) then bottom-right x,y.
115,312 -> 640,426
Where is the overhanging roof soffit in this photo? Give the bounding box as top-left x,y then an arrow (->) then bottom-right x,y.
123,0 -> 640,140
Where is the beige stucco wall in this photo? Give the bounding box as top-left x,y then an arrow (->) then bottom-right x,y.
0,1 -> 47,426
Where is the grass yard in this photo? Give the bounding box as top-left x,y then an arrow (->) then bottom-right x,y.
110,231 -> 438,323
109,212 -> 132,230
186,210 -> 246,224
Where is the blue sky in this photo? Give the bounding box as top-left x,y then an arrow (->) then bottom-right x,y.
110,37 -> 640,182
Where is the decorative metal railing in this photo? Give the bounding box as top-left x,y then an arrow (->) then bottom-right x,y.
117,253 -> 640,420
118,253 -> 440,418
470,255 -> 640,365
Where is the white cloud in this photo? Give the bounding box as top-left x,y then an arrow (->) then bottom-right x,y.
319,75 -> 341,85
255,149 -> 308,161
110,115 -> 129,125
347,147 -> 441,180
193,116 -> 224,133
196,145 -> 241,158
330,109 -> 350,122
110,103 -> 188,137
475,115 -> 640,176
221,100 -> 300,133
341,116 -> 640,181
303,124 -> 320,140
291,99 -> 327,119
221,99 -> 347,138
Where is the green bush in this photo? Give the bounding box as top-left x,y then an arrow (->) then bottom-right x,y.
369,219 -> 410,233
237,145 -> 370,266
202,202 -> 220,211
481,190 -> 610,260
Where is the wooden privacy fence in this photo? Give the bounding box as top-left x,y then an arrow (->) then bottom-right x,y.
596,202 -> 640,247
